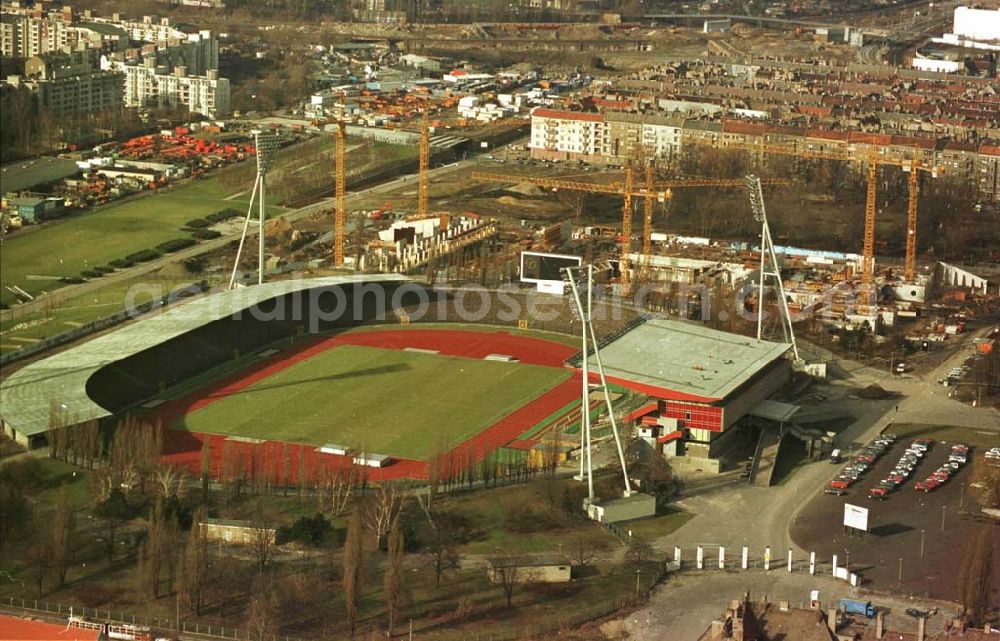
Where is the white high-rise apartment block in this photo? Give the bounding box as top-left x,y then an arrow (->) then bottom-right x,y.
108,58 -> 230,118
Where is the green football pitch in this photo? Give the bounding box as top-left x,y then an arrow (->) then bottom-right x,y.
177,344 -> 572,460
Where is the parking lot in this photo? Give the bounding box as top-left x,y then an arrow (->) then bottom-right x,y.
791,427 -> 993,600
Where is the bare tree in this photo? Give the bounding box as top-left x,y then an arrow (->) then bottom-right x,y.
135,498 -> 177,600
488,553 -> 536,609
570,537 -> 597,568
249,499 -> 275,577
26,539 -> 51,597
364,482 -> 404,547
426,440 -> 446,511
281,442 -> 291,496
320,462 -> 355,517
199,439 -> 212,502
245,584 -> 278,641
625,537 -> 653,564
383,518 -> 405,636
154,465 -> 185,498
959,527 -> 993,625
179,506 -> 209,615
50,489 -> 73,588
342,514 -> 364,637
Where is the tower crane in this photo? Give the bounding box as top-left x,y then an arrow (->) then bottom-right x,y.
682,137 -> 942,285
472,170 -> 788,291
334,120 -> 346,267
418,105 -> 430,221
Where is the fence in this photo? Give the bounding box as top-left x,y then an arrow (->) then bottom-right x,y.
1,564 -> 665,641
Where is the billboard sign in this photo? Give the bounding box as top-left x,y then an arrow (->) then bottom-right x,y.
520,251 -> 582,294
843,503 -> 869,531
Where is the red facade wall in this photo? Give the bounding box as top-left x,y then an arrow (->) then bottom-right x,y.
657,399 -> 724,432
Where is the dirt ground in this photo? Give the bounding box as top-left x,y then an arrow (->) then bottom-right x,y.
791,428 -> 999,601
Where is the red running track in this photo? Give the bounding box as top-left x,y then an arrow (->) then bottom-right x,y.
158,329 -> 579,481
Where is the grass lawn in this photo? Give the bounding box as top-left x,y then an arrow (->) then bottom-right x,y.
438,480 -> 618,555
0,176 -> 282,305
178,344 -> 572,459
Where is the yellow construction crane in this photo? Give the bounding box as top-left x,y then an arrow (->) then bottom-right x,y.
334,121 -> 346,267
418,106 -> 430,221
473,170 -> 788,291
683,137 -> 942,285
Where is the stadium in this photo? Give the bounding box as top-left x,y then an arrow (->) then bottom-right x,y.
0,275 -> 792,480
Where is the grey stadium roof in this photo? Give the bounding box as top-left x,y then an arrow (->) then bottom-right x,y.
0,275 -> 407,438
597,318 -> 790,401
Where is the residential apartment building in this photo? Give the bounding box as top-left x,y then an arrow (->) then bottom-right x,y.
0,10 -> 72,58
113,14 -> 187,43
106,30 -> 219,77
8,50 -> 123,118
107,58 -> 229,118
603,111 -> 684,163
1,7 -> 129,58
529,108 -> 606,162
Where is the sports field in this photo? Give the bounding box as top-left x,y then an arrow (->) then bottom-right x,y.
0,178 -> 282,305
177,344 -> 573,460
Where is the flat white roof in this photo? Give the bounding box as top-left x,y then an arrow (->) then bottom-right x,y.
596,319 -> 791,402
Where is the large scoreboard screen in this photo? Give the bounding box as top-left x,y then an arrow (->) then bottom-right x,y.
519,251 -> 583,284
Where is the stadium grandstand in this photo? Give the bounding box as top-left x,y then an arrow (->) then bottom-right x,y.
0,275 -> 410,448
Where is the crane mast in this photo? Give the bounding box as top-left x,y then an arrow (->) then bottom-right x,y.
334,121 -> 346,267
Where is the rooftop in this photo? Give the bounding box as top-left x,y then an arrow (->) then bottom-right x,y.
488,554 -> 571,568
0,275 -> 406,438
595,319 -> 791,402
1,156 -> 81,194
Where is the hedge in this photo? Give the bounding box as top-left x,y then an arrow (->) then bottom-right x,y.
59,276 -> 85,284
185,218 -> 211,229
109,258 -> 135,269
81,269 -> 103,279
191,229 -> 222,240
125,248 -> 162,263
156,238 -> 197,253
206,208 -> 241,223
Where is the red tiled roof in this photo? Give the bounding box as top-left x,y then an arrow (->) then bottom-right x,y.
723,120 -> 767,135
805,129 -> 850,141
943,141 -> 978,152
594,99 -> 631,109
890,135 -> 937,150
0,616 -> 101,641
979,144 -> 1000,156
849,132 -> 893,145
531,108 -> 603,123
797,105 -> 833,117
657,430 -> 684,444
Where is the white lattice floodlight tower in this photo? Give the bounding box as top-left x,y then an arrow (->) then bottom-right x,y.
229,131 -> 280,288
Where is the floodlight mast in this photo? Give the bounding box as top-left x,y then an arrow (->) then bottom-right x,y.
746,175 -> 800,362
563,264 -> 593,500
229,131 -> 279,289
563,264 -> 633,500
